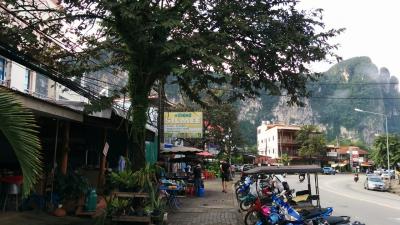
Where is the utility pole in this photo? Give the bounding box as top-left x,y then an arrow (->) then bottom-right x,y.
157,79 -> 165,160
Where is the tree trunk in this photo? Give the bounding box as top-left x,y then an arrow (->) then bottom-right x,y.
128,73 -> 152,171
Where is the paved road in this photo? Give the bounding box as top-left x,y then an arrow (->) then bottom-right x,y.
286,174 -> 400,225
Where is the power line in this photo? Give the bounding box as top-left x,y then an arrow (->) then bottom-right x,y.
313,82 -> 399,86
1,2 -> 125,83
309,96 -> 400,100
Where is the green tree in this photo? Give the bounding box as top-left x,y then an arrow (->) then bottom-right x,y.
0,89 -> 42,196
238,120 -> 257,146
295,125 -> 327,164
0,1 -> 342,169
372,134 -> 400,169
279,153 -> 292,166
171,99 -> 242,160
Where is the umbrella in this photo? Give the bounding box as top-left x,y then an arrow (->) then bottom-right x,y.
196,151 -> 214,157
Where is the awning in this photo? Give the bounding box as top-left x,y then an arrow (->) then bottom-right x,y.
338,163 -> 348,167
169,157 -> 201,163
331,164 -> 338,168
196,151 -> 214,157
161,145 -> 203,154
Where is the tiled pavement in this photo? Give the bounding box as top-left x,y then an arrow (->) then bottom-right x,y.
167,178 -> 242,225
0,178 -> 243,225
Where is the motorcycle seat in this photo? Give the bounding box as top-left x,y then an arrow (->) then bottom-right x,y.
302,207 -> 331,219
325,216 -> 351,225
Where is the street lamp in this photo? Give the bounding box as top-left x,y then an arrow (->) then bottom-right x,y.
354,108 -> 390,171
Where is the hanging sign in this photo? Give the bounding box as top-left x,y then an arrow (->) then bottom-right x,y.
164,112 -> 203,138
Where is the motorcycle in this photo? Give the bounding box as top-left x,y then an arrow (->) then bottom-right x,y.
299,173 -> 306,183
253,191 -> 334,225
354,174 -> 359,182
236,176 -> 254,200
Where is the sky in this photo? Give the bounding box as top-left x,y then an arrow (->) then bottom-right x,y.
297,0 -> 400,77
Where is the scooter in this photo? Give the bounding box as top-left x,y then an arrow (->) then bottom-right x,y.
299,173 -> 306,183
354,174 -> 359,182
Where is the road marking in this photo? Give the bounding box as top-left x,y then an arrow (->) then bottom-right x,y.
321,179 -> 400,211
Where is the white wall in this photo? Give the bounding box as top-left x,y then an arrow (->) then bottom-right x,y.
266,127 -> 279,158
257,124 -> 268,156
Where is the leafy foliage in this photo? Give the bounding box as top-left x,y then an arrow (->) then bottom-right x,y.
109,170 -> 136,189
53,170 -> 89,201
372,134 -> 400,168
308,57 -> 399,143
295,125 -> 327,161
0,88 -> 42,196
279,153 -> 292,166
0,0 -> 342,168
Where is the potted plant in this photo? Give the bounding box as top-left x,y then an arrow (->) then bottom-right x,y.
108,198 -> 129,216
150,194 -> 166,225
109,170 -> 136,191
53,170 -> 89,214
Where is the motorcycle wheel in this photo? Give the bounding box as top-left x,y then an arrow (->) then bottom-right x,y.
240,200 -> 253,211
236,188 -> 246,200
244,209 -> 261,225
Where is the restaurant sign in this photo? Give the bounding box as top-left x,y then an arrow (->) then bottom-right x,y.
164,112 -> 203,138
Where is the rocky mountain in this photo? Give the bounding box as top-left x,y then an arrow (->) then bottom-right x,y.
241,57 -> 400,146
164,57 -> 400,147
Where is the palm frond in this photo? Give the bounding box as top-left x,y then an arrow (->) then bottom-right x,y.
0,88 -> 42,196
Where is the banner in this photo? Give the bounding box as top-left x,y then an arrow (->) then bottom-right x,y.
164,112 -> 203,138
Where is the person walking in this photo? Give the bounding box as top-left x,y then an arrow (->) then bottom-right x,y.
220,160 -> 230,193
193,163 -> 202,196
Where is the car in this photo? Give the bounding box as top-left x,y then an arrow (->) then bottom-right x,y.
381,171 -> 391,180
241,164 -> 255,172
364,175 -> 387,191
322,167 -> 336,175
387,170 -> 396,179
373,169 -> 384,176
240,164 -> 255,177
380,170 -> 395,179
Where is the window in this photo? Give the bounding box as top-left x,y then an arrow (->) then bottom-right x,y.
273,148 -> 274,154
35,73 -> 48,97
0,58 -> 5,81
24,69 -> 31,91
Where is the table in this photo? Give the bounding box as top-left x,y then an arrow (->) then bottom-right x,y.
159,186 -> 183,209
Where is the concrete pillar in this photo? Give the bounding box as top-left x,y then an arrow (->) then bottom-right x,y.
60,121 -> 70,175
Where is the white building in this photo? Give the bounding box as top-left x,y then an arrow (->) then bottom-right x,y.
0,57 -> 89,102
257,121 -> 300,159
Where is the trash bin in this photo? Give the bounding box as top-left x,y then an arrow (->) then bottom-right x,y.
197,187 -> 205,197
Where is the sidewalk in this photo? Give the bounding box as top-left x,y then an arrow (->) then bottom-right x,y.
167,178 -> 242,225
0,211 -> 90,225
388,178 -> 400,194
